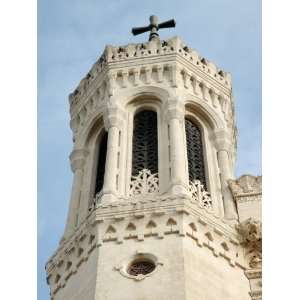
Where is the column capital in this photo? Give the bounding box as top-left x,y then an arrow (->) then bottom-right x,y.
212,129 -> 233,152
165,97 -> 185,122
69,149 -> 89,172
103,105 -> 126,130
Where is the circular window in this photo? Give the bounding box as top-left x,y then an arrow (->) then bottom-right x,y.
127,259 -> 156,276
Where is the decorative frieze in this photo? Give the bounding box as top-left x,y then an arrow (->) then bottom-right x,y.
104,37 -> 231,85
68,36 -> 234,139
245,269 -> 262,300
46,195 -> 244,297
70,73 -> 232,141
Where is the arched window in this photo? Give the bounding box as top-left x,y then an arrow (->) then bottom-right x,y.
94,132 -> 108,196
185,118 -> 207,189
132,110 -> 158,176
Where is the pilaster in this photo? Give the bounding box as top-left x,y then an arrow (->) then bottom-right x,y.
101,105 -> 126,204
165,97 -> 189,194
63,149 -> 89,239
214,129 -> 238,220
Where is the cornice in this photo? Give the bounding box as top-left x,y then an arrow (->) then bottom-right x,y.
69,66 -> 109,118
69,37 -> 233,117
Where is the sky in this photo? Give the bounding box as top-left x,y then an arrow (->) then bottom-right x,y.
38,0 -> 261,299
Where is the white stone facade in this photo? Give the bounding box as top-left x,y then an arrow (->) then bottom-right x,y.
46,36 -> 261,300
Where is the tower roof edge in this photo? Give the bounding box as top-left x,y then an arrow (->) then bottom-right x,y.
69,36 -> 232,107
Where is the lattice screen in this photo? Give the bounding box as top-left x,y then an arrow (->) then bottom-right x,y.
132,110 -> 158,176
185,118 -> 207,189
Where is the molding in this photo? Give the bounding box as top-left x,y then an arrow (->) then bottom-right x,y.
245,268 -> 262,300
228,175 -> 262,197
68,37 -> 235,141
46,195 -> 245,296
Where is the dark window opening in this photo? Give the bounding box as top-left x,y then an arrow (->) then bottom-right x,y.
132,110 -> 158,176
94,132 -> 108,196
185,118 -> 207,189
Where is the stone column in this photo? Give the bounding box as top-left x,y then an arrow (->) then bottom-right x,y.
215,130 -> 238,220
101,105 -> 125,204
63,149 -> 89,239
165,97 -> 189,194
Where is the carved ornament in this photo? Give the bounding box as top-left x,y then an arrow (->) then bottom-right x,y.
228,175 -> 262,196
237,218 -> 262,269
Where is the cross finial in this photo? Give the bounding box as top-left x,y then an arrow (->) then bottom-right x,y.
132,15 -> 176,41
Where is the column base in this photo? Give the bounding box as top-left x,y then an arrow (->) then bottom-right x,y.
223,188 -> 238,220
99,192 -> 119,206
168,183 -> 189,196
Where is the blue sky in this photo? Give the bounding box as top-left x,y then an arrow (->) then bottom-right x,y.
38,0 -> 261,299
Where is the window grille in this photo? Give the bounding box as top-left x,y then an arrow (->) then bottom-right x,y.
185,118 -> 207,189
127,259 -> 156,276
132,110 -> 158,176
94,132 -> 108,196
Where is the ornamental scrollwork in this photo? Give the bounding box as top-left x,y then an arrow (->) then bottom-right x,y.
129,169 -> 159,197
188,180 -> 212,209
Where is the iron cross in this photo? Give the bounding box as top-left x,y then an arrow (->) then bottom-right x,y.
131,15 -> 176,41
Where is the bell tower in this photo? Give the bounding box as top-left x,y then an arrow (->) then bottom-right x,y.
46,16 -> 262,300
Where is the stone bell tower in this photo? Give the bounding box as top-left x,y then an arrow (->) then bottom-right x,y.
46,16 -> 262,300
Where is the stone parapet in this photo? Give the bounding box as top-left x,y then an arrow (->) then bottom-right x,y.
69,36 -> 231,107
229,175 -> 262,222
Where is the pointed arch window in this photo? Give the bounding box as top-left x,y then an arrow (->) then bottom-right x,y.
185,118 -> 207,189
94,132 -> 108,196
132,110 -> 158,176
